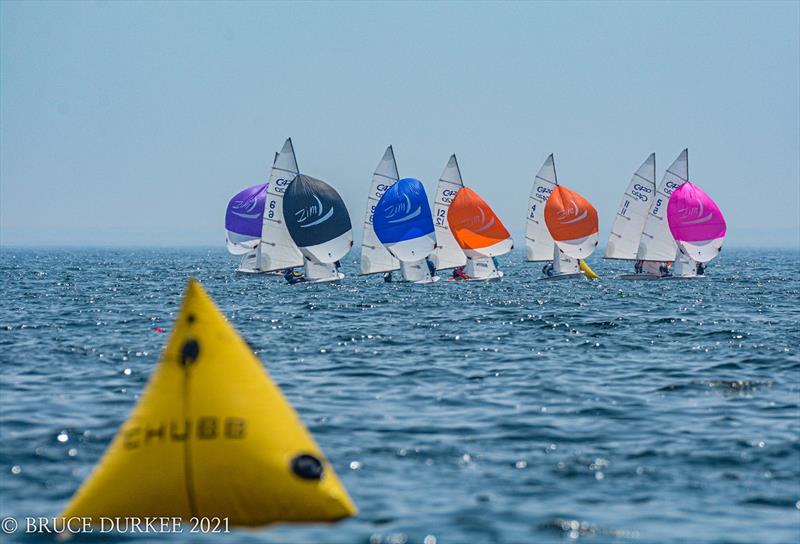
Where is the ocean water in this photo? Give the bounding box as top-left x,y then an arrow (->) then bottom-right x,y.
0,247 -> 798,544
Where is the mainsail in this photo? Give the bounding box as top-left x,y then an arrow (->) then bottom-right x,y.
260,139 -> 304,271
448,187 -> 513,258
225,183 -> 268,255
431,155 -> 467,270
283,175 -> 353,263
526,154 -> 558,261
638,149 -> 687,261
667,181 -> 726,263
373,178 -> 436,262
605,153 -> 656,260
544,184 -> 599,259
360,147 -> 400,275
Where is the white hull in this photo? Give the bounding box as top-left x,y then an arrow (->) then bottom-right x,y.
658,275 -> 706,281
303,257 -> 344,284
463,256 -> 503,281
539,272 -> 584,281
399,258 -> 435,283
306,272 -> 345,284
464,271 -> 503,282
236,267 -> 283,276
619,273 -> 662,281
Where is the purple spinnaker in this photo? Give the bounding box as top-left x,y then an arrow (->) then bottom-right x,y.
225,184 -> 268,254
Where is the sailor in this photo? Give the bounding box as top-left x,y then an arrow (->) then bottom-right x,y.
634,260 -> 643,274
383,271 -> 393,282
659,262 -> 672,277
284,268 -> 306,285
697,262 -> 706,276
542,262 -> 554,277
492,256 -> 500,270
452,267 -> 469,281
426,258 -> 436,277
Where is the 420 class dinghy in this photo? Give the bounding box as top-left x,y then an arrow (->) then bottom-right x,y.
447,187 -> 512,281
604,153 -> 665,280
283,173 -> 353,284
525,154 -> 599,280
372,176 -> 439,284
664,152 -> 726,279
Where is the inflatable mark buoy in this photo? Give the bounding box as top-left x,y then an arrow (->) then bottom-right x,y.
62,279 -> 356,526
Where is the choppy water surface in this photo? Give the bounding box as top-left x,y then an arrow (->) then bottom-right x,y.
1,248 -> 798,543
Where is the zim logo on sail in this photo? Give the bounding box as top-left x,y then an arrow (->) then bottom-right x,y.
295,194 -> 334,228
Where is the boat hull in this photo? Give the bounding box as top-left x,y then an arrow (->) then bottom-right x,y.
539,272 -> 584,281
619,273 -> 662,281
305,272 -> 345,284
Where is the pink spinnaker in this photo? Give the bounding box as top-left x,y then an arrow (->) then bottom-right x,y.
667,182 -> 726,263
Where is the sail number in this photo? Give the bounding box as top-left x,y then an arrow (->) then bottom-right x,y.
267,199 -> 277,219
436,208 -> 446,226
650,197 -> 664,216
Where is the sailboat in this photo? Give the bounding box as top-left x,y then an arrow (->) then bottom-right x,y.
447,187 -> 512,281
634,149 -> 703,279
605,154 -> 664,280
430,155 -> 467,271
283,174 -> 353,283
373,177 -> 439,283
259,139 -> 305,273
666,170 -> 726,276
360,147 -> 400,276
225,182 -> 269,273
525,154 -> 599,280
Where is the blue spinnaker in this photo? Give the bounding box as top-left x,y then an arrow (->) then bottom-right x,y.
373,178 -> 435,262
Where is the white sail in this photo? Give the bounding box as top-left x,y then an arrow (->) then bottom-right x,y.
431,155 -> 467,270
553,244 -> 579,274
360,146 -> 401,275
637,149 -> 687,261
259,139 -> 304,272
236,246 -> 260,273
525,154 -> 557,261
605,153 -> 656,260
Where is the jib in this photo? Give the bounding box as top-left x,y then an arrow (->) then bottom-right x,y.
122,417 -> 246,449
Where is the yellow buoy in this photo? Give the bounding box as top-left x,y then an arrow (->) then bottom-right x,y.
62,279 -> 356,526
579,260 -> 599,280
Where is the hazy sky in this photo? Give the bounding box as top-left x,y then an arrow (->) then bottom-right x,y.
1,1 -> 798,248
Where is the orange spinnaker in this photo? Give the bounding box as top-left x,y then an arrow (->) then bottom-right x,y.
447,187 -> 511,251
544,185 -> 598,242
